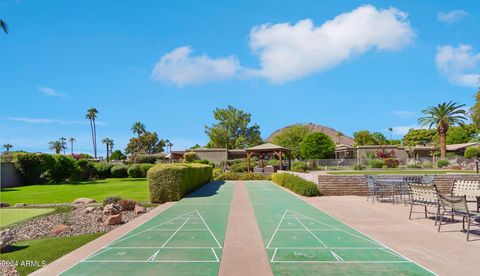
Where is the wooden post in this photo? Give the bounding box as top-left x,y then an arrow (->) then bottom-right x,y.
246,152 -> 251,173
279,151 -> 283,171
288,153 -> 292,170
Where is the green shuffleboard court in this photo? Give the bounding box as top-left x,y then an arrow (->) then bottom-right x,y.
246,181 -> 434,275
62,181 -> 234,276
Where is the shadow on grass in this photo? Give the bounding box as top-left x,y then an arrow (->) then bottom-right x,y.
186,181 -> 226,198
0,178 -> 147,191
1,244 -> 29,253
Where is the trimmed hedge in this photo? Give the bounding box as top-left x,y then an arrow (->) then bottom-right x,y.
92,163 -> 113,179
128,164 -> 144,178
292,161 -> 308,172
111,165 -> 128,178
214,172 -> 271,181
272,173 -> 319,196
147,163 -> 213,203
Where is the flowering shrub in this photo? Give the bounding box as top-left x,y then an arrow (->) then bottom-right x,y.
376,149 -> 396,159
384,158 -> 400,168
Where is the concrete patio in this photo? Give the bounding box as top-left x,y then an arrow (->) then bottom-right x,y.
301,195 -> 480,275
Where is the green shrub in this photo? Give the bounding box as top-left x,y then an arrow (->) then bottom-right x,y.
134,154 -> 157,164
111,165 -> 129,178
15,153 -> 56,184
422,161 -> 434,169
437,159 -> 450,168
272,173 -> 319,196
103,196 -> 122,206
292,161 -> 308,172
214,172 -> 271,181
300,132 -> 335,159
140,164 -> 154,176
74,159 -> 93,180
46,155 -> 79,183
147,163 -> 212,203
465,146 -> 480,159
369,159 -> 385,168
406,163 -> 423,169
384,158 -> 400,168
128,164 -> 144,178
268,159 -> 279,166
183,152 -> 199,163
229,161 -> 247,173
191,159 -> 213,165
353,164 -> 366,170
110,150 -> 127,161
92,163 -> 113,178
118,199 -> 137,211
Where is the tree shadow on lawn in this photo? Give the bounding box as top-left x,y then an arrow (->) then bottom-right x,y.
186,181 -> 226,198
1,244 -> 29,254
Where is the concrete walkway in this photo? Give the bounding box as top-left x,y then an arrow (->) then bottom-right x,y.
301,195 -> 480,275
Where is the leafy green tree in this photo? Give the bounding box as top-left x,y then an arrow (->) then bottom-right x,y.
86,107 -> 99,158
125,131 -> 165,154
464,146 -> 480,159
0,19 -> 8,34
402,129 -> 436,146
110,150 -> 127,160
270,124 -> 310,159
418,101 -> 468,158
2,143 -> 13,152
131,122 -> 146,153
205,105 -> 262,149
470,81 -> 480,128
442,124 -> 479,144
300,132 -> 335,159
353,130 -> 387,145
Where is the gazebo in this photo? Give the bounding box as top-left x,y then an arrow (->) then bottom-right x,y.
246,143 -> 291,173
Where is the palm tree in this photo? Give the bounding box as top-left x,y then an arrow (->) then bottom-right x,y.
102,138 -> 114,162
2,143 -> 13,152
59,137 -> 67,155
0,19 -> 8,34
86,108 -> 99,159
69,137 -> 76,155
418,101 -> 468,159
388,128 -> 393,140
49,140 -> 63,154
131,122 -> 146,153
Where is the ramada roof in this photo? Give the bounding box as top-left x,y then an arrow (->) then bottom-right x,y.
246,143 -> 290,152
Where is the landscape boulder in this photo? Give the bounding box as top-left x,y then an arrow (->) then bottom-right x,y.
104,214 -> 123,225
51,224 -> 72,235
134,205 -> 146,215
72,198 -> 97,205
14,203 -> 26,207
0,202 -> 9,208
0,229 -> 14,250
102,204 -> 123,215
83,206 -> 97,214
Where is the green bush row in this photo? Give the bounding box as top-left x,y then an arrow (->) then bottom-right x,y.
147,163 -> 213,203
271,173 -> 319,196
214,172 -> 272,181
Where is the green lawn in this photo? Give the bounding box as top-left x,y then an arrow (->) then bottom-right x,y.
0,178 -> 149,205
0,233 -> 104,276
327,170 -> 477,175
0,208 -> 55,227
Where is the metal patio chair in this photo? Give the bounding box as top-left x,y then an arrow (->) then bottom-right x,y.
366,175 -> 384,203
451,180 -> 480,212
408,183 -> 440,225
437,193 -> 480,241
421,175 -> 434,184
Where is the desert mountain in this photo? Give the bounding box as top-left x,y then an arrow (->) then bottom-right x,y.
266,123 -> 355,146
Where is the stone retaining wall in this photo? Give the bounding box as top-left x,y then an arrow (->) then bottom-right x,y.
317,174 -> 479,196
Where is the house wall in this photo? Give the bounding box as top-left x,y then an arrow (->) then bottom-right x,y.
1,162 -> 23,188
193,149 -> 228,164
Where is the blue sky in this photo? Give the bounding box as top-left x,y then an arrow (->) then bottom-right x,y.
1,0 -> 479,156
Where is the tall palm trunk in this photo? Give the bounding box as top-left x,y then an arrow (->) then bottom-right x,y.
137,134 -> 141,153
438,123 -> 448,159
106,143 -> 109,162
93,119 -> 97,158
89,119 -> 95,158
71,141 -> 74,155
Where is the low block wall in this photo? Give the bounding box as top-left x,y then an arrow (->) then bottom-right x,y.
1,162 -> 23,188
317,174 -> 480,196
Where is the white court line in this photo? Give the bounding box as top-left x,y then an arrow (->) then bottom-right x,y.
271,260 -> 411,263
270,247 -> 384,250
109,210 -> 196,246
195,209 -> 222,249
147,217 -> 191,262
277,229 -> 336,231
271,248 -> 278,262
211,248 -> 219,262
82,260 -> 218,263
379,248 -> 407,259
266,209 -> 288,249
106,246 -> 221,249
147,229 -> 207,231
330,250 -> 344,262
84,248 -> 112,261
295,217 -> 328,248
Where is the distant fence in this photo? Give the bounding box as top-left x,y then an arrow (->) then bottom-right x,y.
1,162 -> 23,188
304,157 -> 477,167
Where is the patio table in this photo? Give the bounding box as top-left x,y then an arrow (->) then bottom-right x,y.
375,179 -> 407,205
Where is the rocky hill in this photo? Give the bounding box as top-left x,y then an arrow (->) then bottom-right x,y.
266,123 -> 355,146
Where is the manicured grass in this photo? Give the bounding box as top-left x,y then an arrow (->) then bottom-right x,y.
0,233 -> 103,275
327,170 -> 477,175
0,208 -> 55,227
0,178 -> 149,205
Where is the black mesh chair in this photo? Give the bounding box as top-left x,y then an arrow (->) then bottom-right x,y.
437,193 -> 480,241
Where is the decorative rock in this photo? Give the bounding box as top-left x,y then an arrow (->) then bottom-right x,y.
72,198 -> 96,205
104,214 -> 123,225
102,204 -> 123,215
83,206 -> 96,214
0,202 -> 9,208
0,229 -> 14,250
51,224 -> 72,235
96,216 -> 104,223
134,205 -> 146,215
14,203 -> 26,207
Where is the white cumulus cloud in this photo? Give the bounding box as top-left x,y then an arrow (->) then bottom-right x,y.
437,10 -> 467,23
38,86 -> 65,97
435,44 -> 480,87
392,110 -> 417,119
391,125 -> 421,136
248,5 -> 415,83
151,46 -> 240,86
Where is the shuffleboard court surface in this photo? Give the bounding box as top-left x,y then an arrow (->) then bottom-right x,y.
246,181 -> 434,275
62,181 -> 234,276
